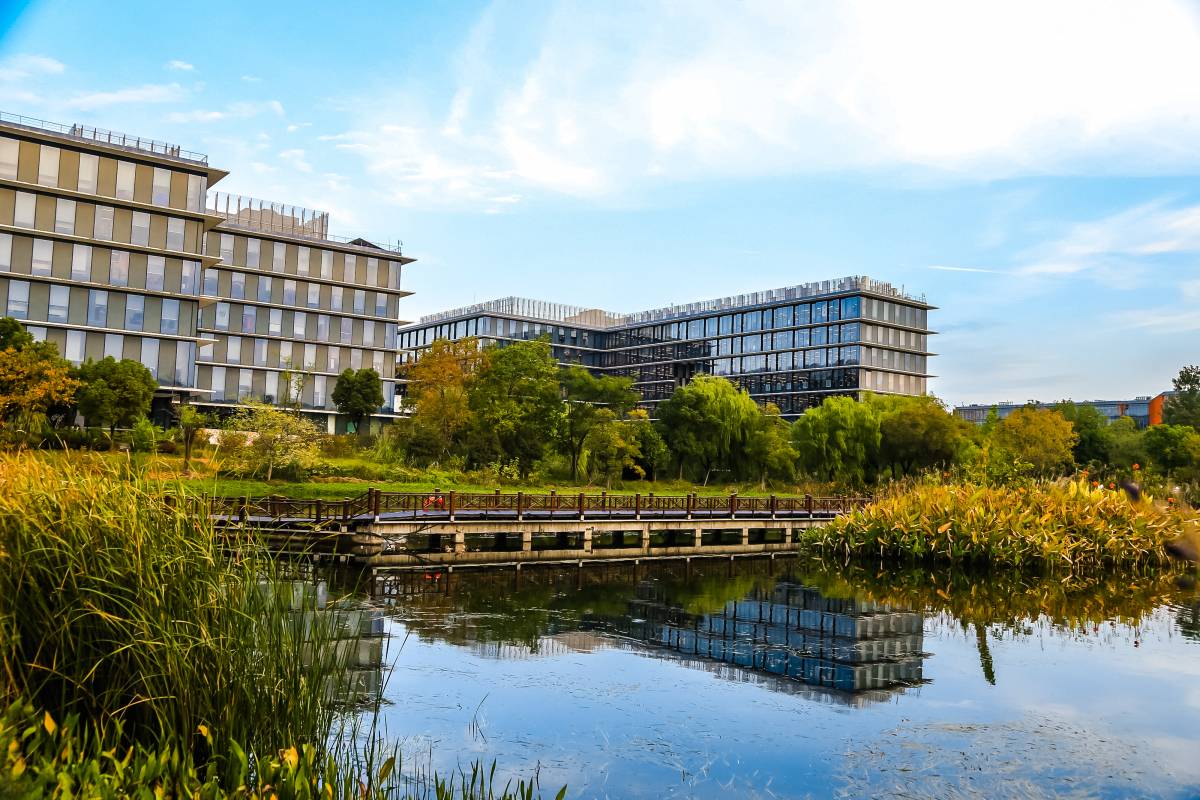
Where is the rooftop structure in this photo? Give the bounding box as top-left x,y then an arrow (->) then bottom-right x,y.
954,393 -> 1174,428
0,109 -> 208,165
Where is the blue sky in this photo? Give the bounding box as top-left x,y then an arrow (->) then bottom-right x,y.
1,0 -> 1197,405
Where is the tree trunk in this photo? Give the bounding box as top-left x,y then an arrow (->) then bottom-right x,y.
183,432 -> 192,474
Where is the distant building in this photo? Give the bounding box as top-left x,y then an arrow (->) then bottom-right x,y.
400,276 -> 935,419
954,392 -> 1175,429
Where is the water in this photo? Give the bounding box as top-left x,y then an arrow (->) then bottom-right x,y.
348,558 -> 1200,799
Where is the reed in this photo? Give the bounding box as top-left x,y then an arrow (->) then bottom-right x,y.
802,479 -> 1193,569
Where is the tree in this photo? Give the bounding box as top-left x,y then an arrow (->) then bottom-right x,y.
1164,365 -> 1200,431
75,357 -> 157,436
1055,401 -> 1113,466
403,338 -> 485,461
745,403 -> 796,488
0,319 -> 79,432
656,376 -> 760,484
990,407 -> 1077,477
332,368 -> 384,434
176,404 -> 212,474
557,366 -> 639,480
1143,424 -> 1200,475
628,408 -> 669,482
222,402 -> 321,481
873,394 -> 968,477
792,396 -> 880,485
1106,416 -> 1147,469
466,340 -> 562,477
584,409 -> 641,487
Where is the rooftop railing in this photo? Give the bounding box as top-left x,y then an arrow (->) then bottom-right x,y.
418,276 -> 926,328
207,191 -> 405,255
0,110 -> 208,165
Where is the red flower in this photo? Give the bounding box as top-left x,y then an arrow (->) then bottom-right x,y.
1108,483 -> 1115,489
1132,463 -> 1141,471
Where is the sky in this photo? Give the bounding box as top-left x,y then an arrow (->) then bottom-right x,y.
0,0 -> 1197,406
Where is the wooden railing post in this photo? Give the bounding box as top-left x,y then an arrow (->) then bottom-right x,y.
770,494 -> 777,519
447,491 -> 456,521
342,499 -> 350,520
635,493 -> 641,520
686,493 -> 694,519
578,492 -> 586,521
238,496 -> 248,524
729,492 -> 738,518
805,494 -> 813,517
549,489 -> 556,513
315,498 -> 323,522
372,488 -> 382,518
516,491 -> 524,521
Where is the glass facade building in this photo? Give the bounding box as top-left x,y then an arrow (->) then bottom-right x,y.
399,277 -> 934,418
0,110 -> 414,431
954,392 -> 1174,430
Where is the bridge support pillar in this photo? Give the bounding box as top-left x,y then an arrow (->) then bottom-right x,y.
640,525 -> 651,551
692,529 -> 703,548
582,528 -> 593,553
740,528 -> 750,546
453,531 -> 465,554
521,531 -> 532,552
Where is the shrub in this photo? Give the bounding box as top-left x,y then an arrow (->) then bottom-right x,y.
130,417 -> 159,453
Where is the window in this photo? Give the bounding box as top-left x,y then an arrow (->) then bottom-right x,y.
87,289 -> 108,327
840,322 -> 860,343
272,242 -> 285,272
215,302 -> 229,331
265,370 -> 278,403
303,343 -> 316,369
230,271 -> 245,300
372,350 -> 384,374
0,233 -> 10,271
794,304 -> 810,325
293,311 -> 307,338
350,348 -> 362,369
203,268 -> 217,295
146,256 -> 165,292
0,137 -> 17,179
811,327 -> 827,346
312,375 -> 326,408
115,161 -> 135,200
331,286 -> 343,311
367,258 -> 378,286
353,289 -> 365,315
254,338 -> 267,366
94,206 -> 114,240
125,294 -> 144,331
297,247 -> 309,275
14,192 -> 35,228
48,285 -> 69,322
227,336 -> 241,364
152,168 -> 171,206
283,279 -> 296,304
31,239 -> 52,276
175,341 -> 193,386
104,333 -> 123,360
317,314 -> 329,340
279,340 -> 292,368
343,256 -> 356,283
340,317 -> 352,344
220,234 -> 234,262
131,211 -> 150,246
77,154 -> 98,194
55,198 -> 75,235
71,245 -> 91,281
211,366 -> 226,401
321,251 -> 332,280
38,145 -> 59,188
812,302 -> 828,324
375,293 -> 388,317
166,218 -> 185,251
161,298 -> 179,335
326,347 -> 339,372
840,297 -> 861,320
389,261 -> 403,289
65,330 -> 84,365
238,369 -> 252,400
307,282 -> 319,308
198,342 -> 214,362
181,261 -> 199,295
363,320 -> 375,347
246,238 -> 260,268
268,308 -> 282,335
186,174 -> 204,212
105,250 -> 128,286
140,337 -> 159,378
258,275 -> 272,302
241,305 -> 256,333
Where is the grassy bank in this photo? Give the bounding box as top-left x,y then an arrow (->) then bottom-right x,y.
0,453 -> 552,798
802,479 -> 1196,569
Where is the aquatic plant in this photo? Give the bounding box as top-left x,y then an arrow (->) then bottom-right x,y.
802,479 -> 1193,568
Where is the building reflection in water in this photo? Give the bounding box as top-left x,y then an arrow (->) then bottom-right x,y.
373,561 -> 928,705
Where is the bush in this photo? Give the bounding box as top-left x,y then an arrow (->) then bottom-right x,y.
130,417 -> 159,453
319,433 -> 360,459
156,438 -> 178,454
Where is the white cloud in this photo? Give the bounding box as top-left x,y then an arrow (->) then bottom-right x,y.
241,75 -> 262,83
278,148 -> 313,173
165,100 -> 285,124
331,0 -> 1200,209
66,83 -> 185,110
927,265 -> 1004,274
165,60 -> 195,72
0,54 -> 65,82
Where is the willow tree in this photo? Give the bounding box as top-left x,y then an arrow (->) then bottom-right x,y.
657,375 -> 761,484
791,395 -> 881,486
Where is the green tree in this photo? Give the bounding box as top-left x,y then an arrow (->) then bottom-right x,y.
557,366 -> 639,480
745,402 -> 796,488
1143,423 -> 1200,474
222,402 -> 322,481
332,367 -> 384,434
990,407 -> 1077,477
74,357 -> 157,437
1054,401 -> 1113,466
791,395 -> 880,485
0,330 -> 79,432
584,409 -> 642,487
402,337 -> 485,460
1164,365 -> 1200,430
656,375 -> 760,484
873,394 -> 968,477
176,404 -> 212,474
627,408 -> 669,481
466,340 -> 562,477
1106,416 -> 1147,469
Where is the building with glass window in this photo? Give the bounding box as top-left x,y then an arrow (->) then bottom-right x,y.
399,276 -> 934,417
0,110 -> 413,431
954,392 -> 1174,429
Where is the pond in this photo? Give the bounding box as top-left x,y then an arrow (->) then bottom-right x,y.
347,558 -> 1200,799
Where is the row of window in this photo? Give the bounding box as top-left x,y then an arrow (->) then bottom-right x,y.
5,189 -> 198,253
201,366 -> 395,411
0,137 -> 206,211
0,234 -> 200,295
199,335 -> 389,377
201,268 -> 394,318
211,233 -> 403,290
24,326 -> 196,385
201,302 -> 398,351
5,279 -> 187,335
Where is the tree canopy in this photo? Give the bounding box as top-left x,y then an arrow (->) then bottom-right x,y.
75,357 -> 157,434
1164,365 -> 1200,431
0,321 -> 79,431
331,368 -> 384,433
991,407 -> 1078,477
557,366 -> 639,480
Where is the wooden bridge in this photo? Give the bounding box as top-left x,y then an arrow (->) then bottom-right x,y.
209,489 -> 870,568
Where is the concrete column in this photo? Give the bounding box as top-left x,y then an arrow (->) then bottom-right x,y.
453,531 -> 465,554
692,529 -> 703,548
521,531 -> 532,552
640,525 -> 651,550
740,528 -> 750,546
582,528 -> 593,553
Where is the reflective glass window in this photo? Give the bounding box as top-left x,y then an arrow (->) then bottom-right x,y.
125,294 -> 144,331
55,198 -> 75,234
115,161 -> 135,200
38,145 -> 59,187
130,211 -> 150,246
140,337 -> 160,379
161,298 -> 179,335
87,289 -> 108,327
14,192 -> 35,228
47,284 -> 69,322
146,256 -> 165,292
152,168 -> 171,206
71,244 -> 91,281
0,137 -> 17,179
77,154 -> 98,194
65,330 -> 84,364
31,239 -> 52,276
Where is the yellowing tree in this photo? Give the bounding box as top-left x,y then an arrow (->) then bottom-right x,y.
402,337 -> 485,460
991,407 -> 1078,477
0,319 -> 79,432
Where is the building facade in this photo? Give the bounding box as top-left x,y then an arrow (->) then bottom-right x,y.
954,393 -> 1174,429
0,110 -> 413,431
399,276 -> 934,417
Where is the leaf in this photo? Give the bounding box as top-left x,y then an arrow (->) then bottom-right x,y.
378,755 -> 396,782
936,588 -> 951,601
937,522 -> 952,534
556,786 -> 569,800
43,711 -> 56,736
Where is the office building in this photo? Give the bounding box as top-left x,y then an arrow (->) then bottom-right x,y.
0,110 -> 413,431
954,392 -> 1174,429
399,276 -> 934,417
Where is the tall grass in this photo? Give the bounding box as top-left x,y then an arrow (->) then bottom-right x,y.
802,479 -> 1194,569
